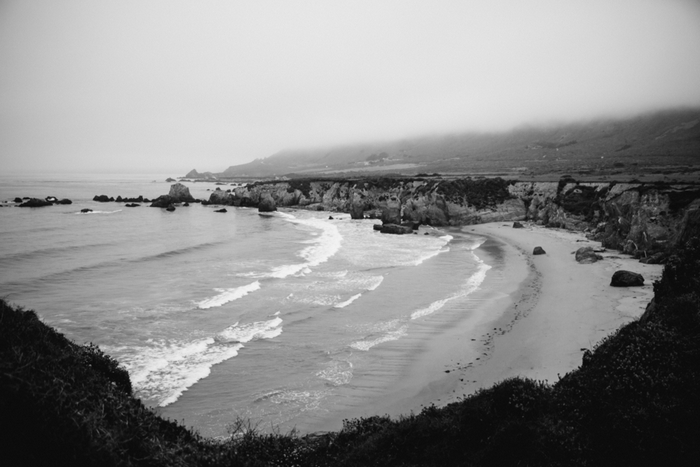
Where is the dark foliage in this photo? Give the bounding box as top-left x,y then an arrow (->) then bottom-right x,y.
434,178 -> 515,209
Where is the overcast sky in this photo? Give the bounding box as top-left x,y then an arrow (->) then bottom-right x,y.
1,0 -> 700,174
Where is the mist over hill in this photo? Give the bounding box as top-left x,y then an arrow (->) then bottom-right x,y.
192,108 -> 700,180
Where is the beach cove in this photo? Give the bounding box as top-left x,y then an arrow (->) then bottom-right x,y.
310,221 -> 664,433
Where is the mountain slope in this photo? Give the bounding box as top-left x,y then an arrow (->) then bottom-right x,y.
194,108 -> 700,179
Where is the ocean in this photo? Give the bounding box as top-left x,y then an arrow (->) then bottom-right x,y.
0,173 -> 494,437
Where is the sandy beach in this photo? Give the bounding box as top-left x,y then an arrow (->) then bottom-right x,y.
314,221 -> 665,430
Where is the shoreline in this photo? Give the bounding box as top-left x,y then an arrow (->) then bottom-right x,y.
458,222 -> 664,397
309,221 -> 664,433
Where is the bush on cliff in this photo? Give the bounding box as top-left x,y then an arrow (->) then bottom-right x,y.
2,236 -> 700,466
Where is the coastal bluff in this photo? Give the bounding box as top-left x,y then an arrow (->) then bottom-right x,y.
207,177 -> 700,257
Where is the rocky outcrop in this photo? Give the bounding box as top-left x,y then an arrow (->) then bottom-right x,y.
207,177 -> 699,257
19,197 -> 69,208
533,246 -> 546,255
258,193 -> 277,212
167,183 -> 195,203
610,270 -> 644,287
575,247 -> 603,264
380,224 -> 414,235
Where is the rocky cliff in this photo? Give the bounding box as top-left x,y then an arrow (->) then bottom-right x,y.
208,177 -> 700,258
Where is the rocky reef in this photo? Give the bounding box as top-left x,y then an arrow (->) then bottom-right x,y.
207,177 -> 700,257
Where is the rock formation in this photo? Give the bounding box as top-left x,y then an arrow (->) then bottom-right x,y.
203,176 -> 699,258
575,247 -> 603,264
19,198 -> 54,207
167,183 -> 195,203
533,246 -> 546,255
379,224 -> 414,235
258,193 -> 277,212
610,270 -> 645,287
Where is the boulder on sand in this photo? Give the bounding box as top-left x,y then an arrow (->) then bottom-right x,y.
575,246 -> 603,264
533,246 -> 546,255
380,224 -> 414,235
513,221 -> 524,228
610,270 -> 644,287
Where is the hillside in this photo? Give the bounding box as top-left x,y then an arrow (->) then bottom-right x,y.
198,108 -> 700,180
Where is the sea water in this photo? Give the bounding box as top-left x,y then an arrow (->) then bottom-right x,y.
0,173 -> 491,437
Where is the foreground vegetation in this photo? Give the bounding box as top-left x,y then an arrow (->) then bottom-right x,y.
2,236 -> 700,466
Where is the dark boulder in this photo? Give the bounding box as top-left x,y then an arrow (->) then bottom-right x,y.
533,246 -> 546,255
19,198 -> 53,208
166,177 -> 176,182
575,246 -> 603,264
93,195 -> 111,202
214,208 -> 227,213
513,221 -> 524,228
165,205 -> 176,212
150,195 -> 174,208
125,203 -> 140,207
13,197 -> 22,203
380,224 -> 414,235
640,252 -> 667,264
80,208 -> 93,213
168,183 -> 195,203
183,202 -> 190,207
258,193 -> 277,212
57,199 -> 72,205
610,270 -> 644,287
373,224 -> 383,231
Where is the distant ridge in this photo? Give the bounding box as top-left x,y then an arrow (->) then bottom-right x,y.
191,108 -> 700,178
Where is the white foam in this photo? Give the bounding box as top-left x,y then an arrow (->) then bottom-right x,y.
253,215 -> 343,279
334,293 -> 362,308
410,253 -> 491,320
366,275 -> 384,291
216,316 -> 283,343
350,324 -> 408,351
76,209 -> 123,214
121,337 -> 242,407
316,360 -> 353,385
196,281 -> 261,309
411,297 -> 454,320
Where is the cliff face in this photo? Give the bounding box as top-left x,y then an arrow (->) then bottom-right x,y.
209,178 -> 700,256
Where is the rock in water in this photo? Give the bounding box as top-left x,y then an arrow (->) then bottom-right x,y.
575,246 -> 603,264
168,183 -> 195,203
513,221 -> 524,228
214,208 -> 227,213
533,246 -> 546,255
610,270 -> 644,287
80,208 -> 92,213
165,205 -> 176,212
18,198 -> 53,207
258,193 -> 277,212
